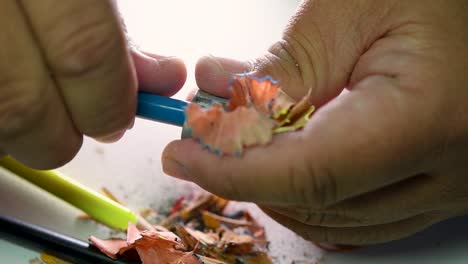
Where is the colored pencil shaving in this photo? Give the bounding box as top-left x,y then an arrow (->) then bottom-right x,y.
89,193 -> 272,264
184,75 -> 315,156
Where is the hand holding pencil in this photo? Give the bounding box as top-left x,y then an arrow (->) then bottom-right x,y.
0,0 -> 186,170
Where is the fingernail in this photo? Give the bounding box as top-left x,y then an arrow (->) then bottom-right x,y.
95,129 -> 126,143
163,158 -> 189,180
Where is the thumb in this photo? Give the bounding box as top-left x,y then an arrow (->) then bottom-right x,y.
195,0 -> 384,107
131,49 -> 187,97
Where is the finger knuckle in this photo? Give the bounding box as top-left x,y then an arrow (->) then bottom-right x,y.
185,160 -> 238,200
0,79 -> 47,140
81,109 -> 133,138
299,210 -> 327,226
36,138 -> 83,170
287,161 -> 316,205
46,11 -> 123,77
261,41 -> 299,80
305,208 -> 364,227
311,212 -> 328,226
261,32 -> 324,99
304,163 -> 339,209
304,227 -> 334,244
221,170 -> 243,200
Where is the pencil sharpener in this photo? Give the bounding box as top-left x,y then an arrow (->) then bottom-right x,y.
181,90 -> 229,139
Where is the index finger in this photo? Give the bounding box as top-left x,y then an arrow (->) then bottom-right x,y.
20,0 -> 136,138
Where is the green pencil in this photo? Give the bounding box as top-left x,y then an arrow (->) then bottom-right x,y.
0,156 -> 147,230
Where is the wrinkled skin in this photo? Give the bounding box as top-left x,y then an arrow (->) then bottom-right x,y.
0,0 -> 186,169
163,0 -> 468,245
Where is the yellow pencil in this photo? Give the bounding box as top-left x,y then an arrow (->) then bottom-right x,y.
0,156 -> 151,230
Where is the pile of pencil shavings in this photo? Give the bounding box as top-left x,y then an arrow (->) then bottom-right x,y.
89,193 -> 272,264
184,75 -> 315,156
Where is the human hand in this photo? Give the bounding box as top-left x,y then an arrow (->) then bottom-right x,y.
162,0 -> 468,245
0,0 -> 186,169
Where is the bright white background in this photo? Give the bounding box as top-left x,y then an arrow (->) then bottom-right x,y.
117,0 -> 300,100
1,1 -> 468,263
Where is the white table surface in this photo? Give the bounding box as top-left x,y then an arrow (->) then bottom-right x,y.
1,1 -> 467,263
